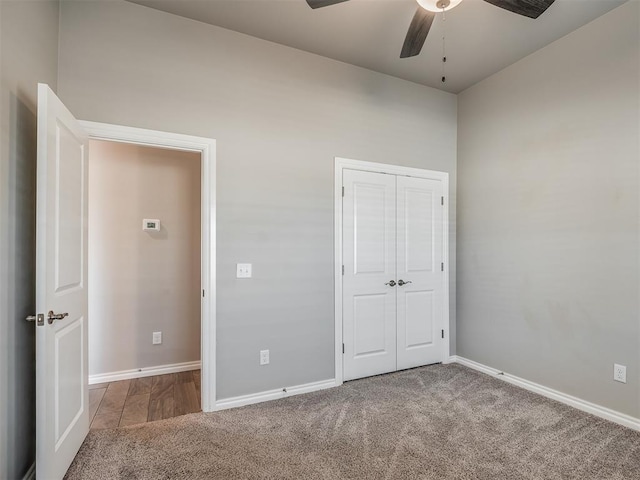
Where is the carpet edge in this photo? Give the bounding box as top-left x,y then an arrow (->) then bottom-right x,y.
451,355 -> 640,432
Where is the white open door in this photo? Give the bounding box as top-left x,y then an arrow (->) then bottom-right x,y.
35,83 -> 89,479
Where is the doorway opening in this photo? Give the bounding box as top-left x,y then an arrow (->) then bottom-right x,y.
34,86 -> 217,476
86,139 -> 202,429
80,121 -> 217,418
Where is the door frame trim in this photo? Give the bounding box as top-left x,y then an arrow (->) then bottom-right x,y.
80,121 -> 217,412
334,157 -> 450,386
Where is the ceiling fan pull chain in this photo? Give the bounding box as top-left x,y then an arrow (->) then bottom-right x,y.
441,6 -> 447,83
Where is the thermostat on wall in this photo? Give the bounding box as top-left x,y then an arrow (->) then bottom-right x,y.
142,219 -> 161,231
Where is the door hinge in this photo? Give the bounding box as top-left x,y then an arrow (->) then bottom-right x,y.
342,265 -> 345,275
441,262 -> 444,272
342,186 -> 345,197
202,289 -> 205,297
342,343 -> 345,354
441,329 -> 445,339
441,196 -> 444,206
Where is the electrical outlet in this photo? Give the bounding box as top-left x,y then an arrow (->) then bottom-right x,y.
152,331 -> 162,345
614,364 -> 626,383
237,263 -> 252,278
260,349 -> 269,365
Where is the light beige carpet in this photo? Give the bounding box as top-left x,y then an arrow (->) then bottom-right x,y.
65,364 -> 640,479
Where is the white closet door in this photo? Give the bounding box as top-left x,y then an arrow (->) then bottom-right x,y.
396,176 -> 444,370
342,169 -> 397,381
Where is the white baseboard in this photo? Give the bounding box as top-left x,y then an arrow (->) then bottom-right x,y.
89,361 -> 201,384
22,462 -> 35,480
442,355 -> 457,365
215,378 -> 337,411
449,355 -> 640,432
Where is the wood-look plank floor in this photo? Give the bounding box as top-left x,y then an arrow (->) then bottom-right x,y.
89,370 -> 201,430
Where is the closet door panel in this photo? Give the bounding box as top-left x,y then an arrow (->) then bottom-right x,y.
342,169 -> 397,381
396,176 -> 443,370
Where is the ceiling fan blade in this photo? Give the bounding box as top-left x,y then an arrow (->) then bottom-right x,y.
306,0 -> 350,9
482,0 -> 555,19
400,7 -> 435,59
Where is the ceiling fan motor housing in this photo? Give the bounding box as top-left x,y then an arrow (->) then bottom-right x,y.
417,0 -> 463,13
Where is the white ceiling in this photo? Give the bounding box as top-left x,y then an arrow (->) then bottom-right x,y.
127,0 -> 626,93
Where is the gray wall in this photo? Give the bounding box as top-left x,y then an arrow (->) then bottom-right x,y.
0,1 -> 60,477
457,1 -> 639,417
88,141 -> 201,377
57,0 -> 457,400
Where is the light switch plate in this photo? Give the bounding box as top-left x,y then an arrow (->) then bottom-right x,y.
152,331 -> 162,345
237,263 -> 252,278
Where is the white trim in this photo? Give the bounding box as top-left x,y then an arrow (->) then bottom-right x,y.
334,157 -> 451,385
88,361 -> 202,384
80,121 -> 216,412
22,463 -> 35,480
442,355 -> 458,365
216,379 -> 337,411
450,356 -> 640,432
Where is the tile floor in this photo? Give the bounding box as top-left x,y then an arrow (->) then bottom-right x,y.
89,370 -> 201,429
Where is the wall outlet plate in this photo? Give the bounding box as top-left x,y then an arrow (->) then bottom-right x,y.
260,349 -> 269,365
237,263 -> 252,278
153,331 -> 162,345
614,364 -> 626,383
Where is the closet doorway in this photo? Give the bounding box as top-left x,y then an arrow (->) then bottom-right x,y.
334,158 -> 450,383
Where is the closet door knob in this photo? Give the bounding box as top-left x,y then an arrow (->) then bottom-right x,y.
385,280 -> 396,287
397,279 -> 412,286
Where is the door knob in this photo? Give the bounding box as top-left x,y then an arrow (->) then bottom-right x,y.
397,279 -> 412,286
385,280 -> 396,287
47,310 -> 69,325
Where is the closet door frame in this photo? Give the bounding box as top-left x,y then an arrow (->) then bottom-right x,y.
334,157 -> 450,386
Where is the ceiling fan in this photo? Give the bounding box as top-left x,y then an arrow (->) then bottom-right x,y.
306,0 -> 555,58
